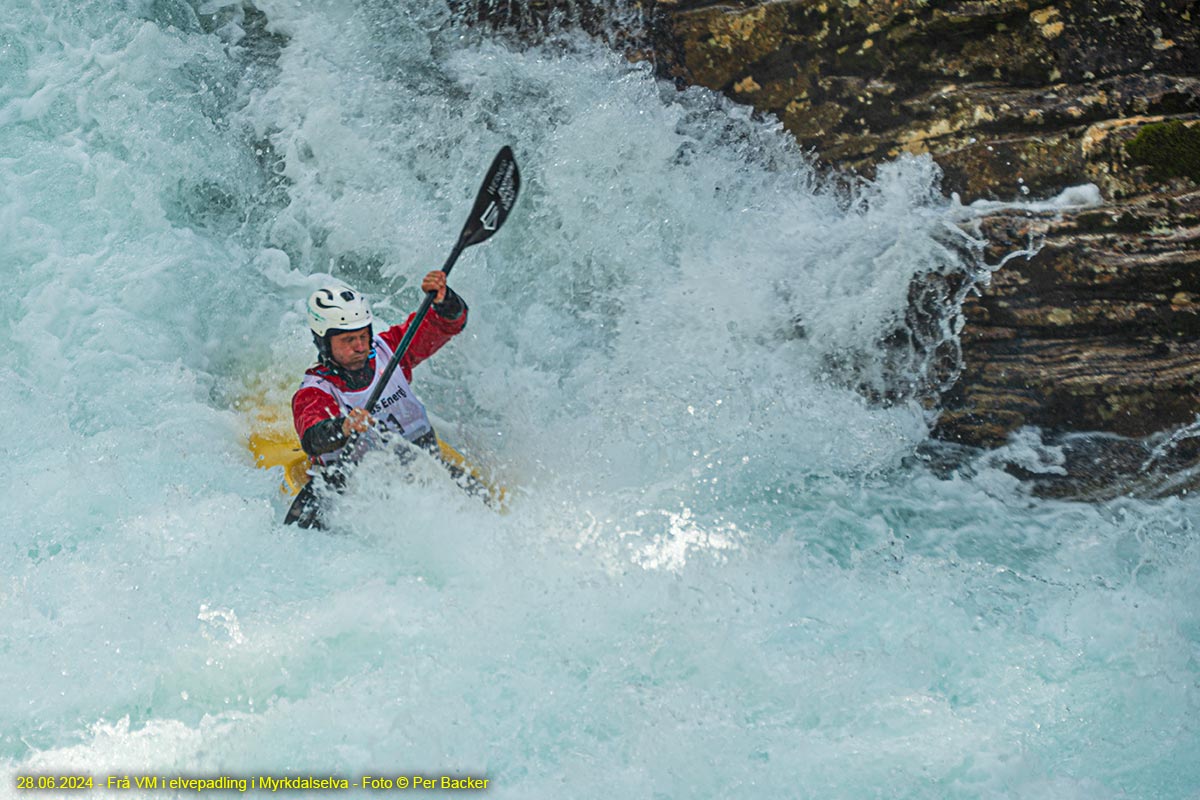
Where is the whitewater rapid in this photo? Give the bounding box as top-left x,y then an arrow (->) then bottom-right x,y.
2,1 -> 1197,797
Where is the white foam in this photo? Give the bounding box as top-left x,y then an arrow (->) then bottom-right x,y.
2,2 -> 1197,796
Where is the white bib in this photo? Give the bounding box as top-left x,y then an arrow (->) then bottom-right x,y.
300,335 -> 432,463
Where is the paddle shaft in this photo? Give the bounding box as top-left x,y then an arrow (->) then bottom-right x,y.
362,238 -> 466,412
350,144 -> 518,449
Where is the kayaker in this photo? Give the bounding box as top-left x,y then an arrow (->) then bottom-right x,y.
291,271 -> 466,477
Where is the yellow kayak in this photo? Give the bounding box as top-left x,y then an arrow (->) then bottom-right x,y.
241,383 -> 506,507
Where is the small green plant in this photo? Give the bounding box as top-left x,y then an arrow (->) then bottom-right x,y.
1126,120 -> 1200,183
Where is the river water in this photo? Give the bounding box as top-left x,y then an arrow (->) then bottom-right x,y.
2,1 -> 1197,797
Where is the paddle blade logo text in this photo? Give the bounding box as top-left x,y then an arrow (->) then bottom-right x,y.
489,160 -> 518,212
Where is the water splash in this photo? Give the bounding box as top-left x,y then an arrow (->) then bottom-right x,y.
1,1 -> 1197,797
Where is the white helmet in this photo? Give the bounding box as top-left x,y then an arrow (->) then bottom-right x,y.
307,284 -> 373,337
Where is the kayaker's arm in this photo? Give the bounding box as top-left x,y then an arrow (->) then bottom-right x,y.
301,417 -> 348,457
300,409 -> 375,457
294,386 -> 362,458
416,269 -> 467,321
432,286 -> 466,321
378,272 -> 469,379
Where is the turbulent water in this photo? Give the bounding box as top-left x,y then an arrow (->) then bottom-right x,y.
2,1 -> 1198,797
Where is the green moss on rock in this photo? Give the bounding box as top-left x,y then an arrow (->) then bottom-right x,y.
1125,120 -> 1200,183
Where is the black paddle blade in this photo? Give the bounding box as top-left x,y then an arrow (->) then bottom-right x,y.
283,468 -> 347,530
461,146 -> 520,247
284,482 -> 325,529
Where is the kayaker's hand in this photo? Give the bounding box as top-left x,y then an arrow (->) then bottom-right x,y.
342,408 -> 374,437
422,270 -> 448,304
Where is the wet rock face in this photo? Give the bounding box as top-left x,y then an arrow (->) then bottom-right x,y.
658,0 -> 1200,198
937,189 -> 1200,446
651,0 -> 1200,453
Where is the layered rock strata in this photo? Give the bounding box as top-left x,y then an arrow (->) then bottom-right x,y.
657,1 -> 1198,193
940,189 -> 1200,446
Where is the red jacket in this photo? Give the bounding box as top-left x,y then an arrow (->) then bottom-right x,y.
292,307 -> 466,440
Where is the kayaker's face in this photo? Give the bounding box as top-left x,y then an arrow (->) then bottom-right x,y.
329,328 -> 371,371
